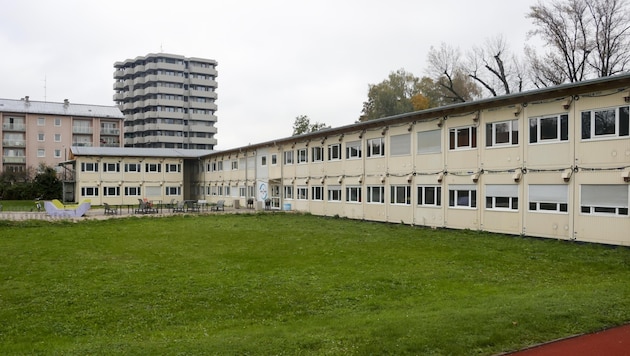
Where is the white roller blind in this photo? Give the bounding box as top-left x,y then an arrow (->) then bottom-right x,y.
450,184 -> 477,191
417,129 -> 441,154
529,185 -> 567,203
347,141 -> 361,149
486,184 -> 518,197
581,185 -> 629,208
145,186 -> 162,197
390,134 -> 411,156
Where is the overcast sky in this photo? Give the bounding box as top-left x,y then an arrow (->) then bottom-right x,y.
0,0 -> 540,150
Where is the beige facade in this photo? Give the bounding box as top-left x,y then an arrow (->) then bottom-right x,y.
0,97 -> 123,174
66,74 -> 630,246
114,53 -> 218,150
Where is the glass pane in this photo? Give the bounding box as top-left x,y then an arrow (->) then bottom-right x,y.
529,119 -> 538,143
457,128 -> 469,148
417,187 -> 423,205
425,187 -> 435,205
540,117 -> 558,140
456,191 -> 469,206
594,109 -> 616,136
495,196 -> 510,208
495,122 -> 510,144
540,203 -> 557,211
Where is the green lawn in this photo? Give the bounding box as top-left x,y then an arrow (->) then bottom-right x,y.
1,214 -> 629,355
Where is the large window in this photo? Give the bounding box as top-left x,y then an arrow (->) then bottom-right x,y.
580,185 -> 629,216
103,162 -> 120,173
486,120 -> 518,147
124,186 -> 141,196
529,115 -> 569,143
449,126 -> 477,150
231,161 -> 238,170
103,186 -> 120,197
448,185 -> 477,208
417,130 -> 441,154
390,134 -> 411,156
367,186 -> 385,204
312,186 -> 324,201
417,185 -> 441,206
297,186 -> 308,200
312,146 -> 324,162
145,163 -> 162,173
367,138 -> 385,157
346,186 -> 362,203
297,148 -> 308,163
581,106 -> 629,140
125,163 -> 141,172
328,143 -> 341,160
284,185 -> 294,199
283,150 -> 294,165
328,186 -> 342,202
166,163 -> 181,173
485,184 -> 518,210
166,186 -> 181,196
390,185 -> 411,205
346,141 -> 362,159
528,185 -> 568,213
81,162 -> 98,172
81,186 -> 99,197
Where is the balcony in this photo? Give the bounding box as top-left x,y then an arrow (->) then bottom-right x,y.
2,123 -> 26,131
113,81 -> 124,90
3,156 -> 26,164
100,128 -> 120,135
72,142 -> 93,147
72,126 -> 93,134
2,139 -> 26,147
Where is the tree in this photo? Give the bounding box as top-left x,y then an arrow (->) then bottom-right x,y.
426,44 -> 483,102
466,36 -> 524,95
292,115 -> 327,136
33,164 -> 62,200
526,0 -> 630,85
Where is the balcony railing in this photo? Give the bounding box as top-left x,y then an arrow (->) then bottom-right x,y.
2,123 -> 26,131
2,156 -> 26,164
72,127 -> 93,134
2,139 -> 26,147
72,142 -> 93,147
100,128 -> 120,135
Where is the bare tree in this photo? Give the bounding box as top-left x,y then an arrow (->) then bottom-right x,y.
467,36 -> 524,96
427,43 -> 481,103
526,0 -> 630,85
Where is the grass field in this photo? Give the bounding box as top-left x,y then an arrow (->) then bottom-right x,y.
1,213 -> 629,355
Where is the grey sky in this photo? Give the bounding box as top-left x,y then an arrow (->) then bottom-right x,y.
0,0 -> 538,150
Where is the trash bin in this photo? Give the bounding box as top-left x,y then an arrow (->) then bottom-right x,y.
283,203 -> 291,211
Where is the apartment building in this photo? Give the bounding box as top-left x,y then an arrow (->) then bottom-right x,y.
114,53 -> 218,150
68,74 -> 630,246
0,97 -> 123,173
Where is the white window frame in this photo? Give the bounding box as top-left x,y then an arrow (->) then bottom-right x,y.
366,138 -> 385,157
37,149 -> 45,157
124,186 -> 142,196
417,185 -> 442,207
485,184 -> 519,211
37,117 -> 45,126
449,126 -> 477,150
346,186 -> 362,203
284,185 -> 294,199
81,162 -> 98,172
328,143 -> 341,161
261,156 -> 267,166
271,154 -> 277,165
145,163 -> 162,173
54,133 -> 61,142
54,118 -> 61,126
311,146 -> 324,162
166,186 -> 181,196
390,185 -> 411,205
297,186 -> 308,200
103,186 -> 120,197
486,119 -> 519,147
103,162 -> 120,173
448,185 -> 477,208
346,141 -> 362,159
580,184 -> 629,216
81,186 -> 99,197
297,148 -> 308,164
166,163 -> 181,173
528,184 -> 568,213
327,185 -> 342,202
125,163 -> 141,172
529,114 -> 569,144
312,186 -> 324,201
37,133 -> 44,142
283,151 -> 294,165
54,149 -> 61,158
581,106 -> 629,140
231,160 -> 238,170
367,185 -> 385,204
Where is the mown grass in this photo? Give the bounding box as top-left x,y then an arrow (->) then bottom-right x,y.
1,213 -> 629,355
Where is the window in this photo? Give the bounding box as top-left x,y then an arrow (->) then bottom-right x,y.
103,163 -> 120,173
37,117 -> 45,126
231,161 -> 238,170
125,186 -> 141,196
486,120 -> 518,147
166,163 -> 181,173
390,134 -> 411,156
367,186 -> 385,204
580,185 -> 628,216
217,161 -> 223,171
528,185 -> 568,213
346,186 -> 362,203
145,163 -> 162,173
529,115 -> 569,143
449,126 -> 477,150
297,186 -> 308,200
346,141 -> 362,159
485,184 -> 518,210
54,133 -> 61,142
271,154 -> 277,165
125,163 -> 141,172
54,118 -> 61,126
37,133 -> 44,141
166,186 -> 181,196
417,185 -> 442,206
284,185 -> 294,199
417,130 -> 441,154
225,186 -> 231,196
581,106 -> 629,140
37,149 -> 45,157
297,148 -> 308,163
328,143 -> 341,160
239,187 -> 247,197
54,149 -> 61,158
367,138 -> 385,157
283,151 -> 294,165
217,186 -> 223,196
312,186 -> 324,201
312,146 -> 324,162
81,187 -> 98,197
103,186 -> 120,196
328,186 -> 342,202
261,156 -> 267,166
81,162 -> 98,172
390,185 -> 411,205
448,185 -> 477,208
